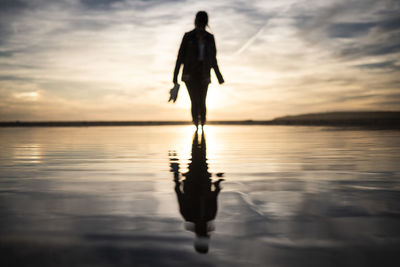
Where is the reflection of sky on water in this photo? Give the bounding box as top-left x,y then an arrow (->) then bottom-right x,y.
0,126 -> 400,266
12,144 -> 43,164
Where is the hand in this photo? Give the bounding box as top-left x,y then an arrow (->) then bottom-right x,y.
215,70 -> 224,84
213,178 -> 225,190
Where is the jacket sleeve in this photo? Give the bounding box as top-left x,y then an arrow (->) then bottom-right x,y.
173,34 -> 187,83
210,35 -> 224,84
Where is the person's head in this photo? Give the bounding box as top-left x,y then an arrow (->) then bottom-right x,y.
194,236 -> 209,254
195,11 -> 208,29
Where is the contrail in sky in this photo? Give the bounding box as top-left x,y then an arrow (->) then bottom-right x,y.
231,5 -> 292,59
232,24 -> 267,57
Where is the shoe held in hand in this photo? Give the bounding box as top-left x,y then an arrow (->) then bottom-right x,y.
168,83 -> 180,103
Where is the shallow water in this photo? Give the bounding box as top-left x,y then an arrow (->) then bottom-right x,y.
1,126 -> 400,266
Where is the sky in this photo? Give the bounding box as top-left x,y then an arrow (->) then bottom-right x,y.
0,0 -> 399,121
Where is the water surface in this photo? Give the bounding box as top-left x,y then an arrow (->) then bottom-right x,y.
1,126 -> 400,266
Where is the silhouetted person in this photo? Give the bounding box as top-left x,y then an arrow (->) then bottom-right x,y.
173,11 -> 224,129
169,131 -> 224,254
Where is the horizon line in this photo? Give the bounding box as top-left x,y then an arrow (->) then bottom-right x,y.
1,111 -> 399,127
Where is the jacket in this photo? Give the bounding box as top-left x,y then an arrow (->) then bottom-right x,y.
173,29 -> 224,84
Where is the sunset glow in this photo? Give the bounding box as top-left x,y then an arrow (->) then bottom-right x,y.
0,0 -> 399,121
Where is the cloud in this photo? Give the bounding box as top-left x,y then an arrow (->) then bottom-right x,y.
0,75 -> 32,81
340,41 -> 400,57
356,60 -> 400,71
0,0 -> 28,11
0,51 -> 17,57
291,0 -> 400,56
13,91 -> 40,101
80,0 -> 124,9
328,22 -> 377,38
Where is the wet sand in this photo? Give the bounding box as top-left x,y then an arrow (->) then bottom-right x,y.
0,126 -> 399,266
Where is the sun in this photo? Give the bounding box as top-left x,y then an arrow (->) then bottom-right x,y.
206,83 -> 227,110
175,83 -> 226,111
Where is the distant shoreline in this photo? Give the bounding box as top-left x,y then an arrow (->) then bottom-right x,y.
1,111 -> 399,129
0,120 -> 399,129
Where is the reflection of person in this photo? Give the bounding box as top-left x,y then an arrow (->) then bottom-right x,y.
173,11 -> 224,129
169,131 -> 224,254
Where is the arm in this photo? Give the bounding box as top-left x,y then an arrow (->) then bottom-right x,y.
213,178 -> 224,195
173,34 -> 187,84
210,35 -> 224,84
